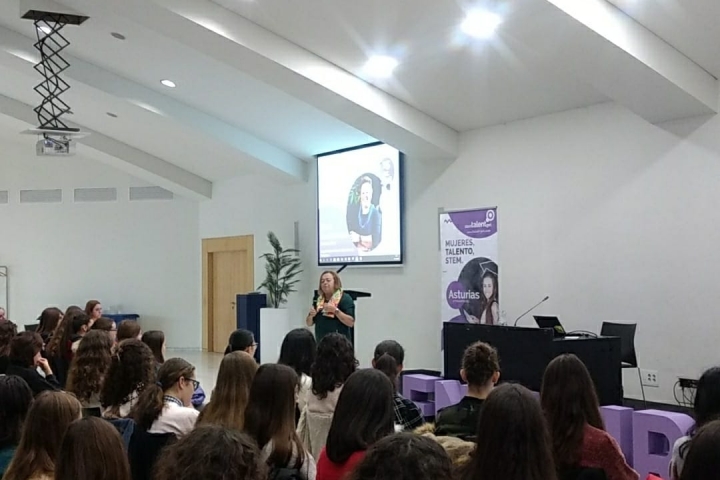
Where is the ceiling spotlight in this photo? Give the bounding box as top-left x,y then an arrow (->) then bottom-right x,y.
110,32 -> 126,40
106,112 -> 118,118
160,79 -> 176,88
461,10 -> 502,39
363,55 -> 399,78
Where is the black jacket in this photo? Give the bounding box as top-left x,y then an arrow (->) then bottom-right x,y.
5,361 -> 61,396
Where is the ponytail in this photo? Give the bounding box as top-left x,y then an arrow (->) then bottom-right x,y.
129,357 -> 194,430
374,353 -> 398,390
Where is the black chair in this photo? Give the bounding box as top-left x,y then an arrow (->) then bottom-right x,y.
600,322 -> 645,407
128,429 -> 176,480
559,467 -> 608,480
24,323 -> 39,332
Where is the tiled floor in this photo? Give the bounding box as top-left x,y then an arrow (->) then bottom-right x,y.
167,349 -> 224,396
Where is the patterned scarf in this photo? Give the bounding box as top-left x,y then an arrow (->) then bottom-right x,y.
316,289 -> 343,318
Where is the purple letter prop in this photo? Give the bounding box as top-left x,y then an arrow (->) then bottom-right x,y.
632,410 -> 694,479
402,374 -> 442,417
434,380 -> 468,415
601,406 -> 635,466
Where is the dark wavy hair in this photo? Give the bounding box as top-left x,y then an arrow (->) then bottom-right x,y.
541,354 -> 604,469
154,426 -> 267,480
278,328 -> 316,377
66,330 -> 114,405
348,433 -> 454,480
36,308 -> 63,336
99,339 -> 155,412
0,376 -> 33,450
461,341 -> 500,387
462,384 -> 557,480
10,332 -> 43,367
46,310 -> 88,359
311,333 -> 357,399
0,321 -> 18,357
130,358 -> 195,430
326,369 -> 395,464
55,417 -> 130,480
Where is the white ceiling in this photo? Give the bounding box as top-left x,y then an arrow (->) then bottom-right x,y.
0,0 -> 717,198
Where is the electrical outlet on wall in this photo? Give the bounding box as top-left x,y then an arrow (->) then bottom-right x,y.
640,369 -> 659,388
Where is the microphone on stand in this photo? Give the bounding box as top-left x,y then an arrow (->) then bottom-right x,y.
513,296 -> 550,326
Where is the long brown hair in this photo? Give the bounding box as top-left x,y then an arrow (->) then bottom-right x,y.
462,384 -> 557,480
0,321 -> 17,356
3,391 -> 82,480
36,307 -> 63,335
244,364 -> 305,470
85,300 -> 101,317
541,354 -> 605,469
130,358 -> 195,430
46,310 -> 87,358
141,330 -> 165,364
55,417 -> 131,480
116,320 -> 142,342
66,330 -> 114,404
197,351 -> 257,430
100,339 -> 156,413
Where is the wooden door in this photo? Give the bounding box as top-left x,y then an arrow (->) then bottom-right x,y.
202,236 -> 254,353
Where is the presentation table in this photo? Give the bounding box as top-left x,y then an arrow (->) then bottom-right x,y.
443,323 -> 622,405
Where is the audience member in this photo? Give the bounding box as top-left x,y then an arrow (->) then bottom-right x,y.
278,328 -> 317,414
460,383 -> 557,480
64,305 -> 83,316
225,329 -> 258,356
316,369 -> 395,480
299,333 -> 358,459
154,425 -> 267,480
6,332 -> 60,396
35,308 -> 62,343
116,320 -> 142,343
100,339 -> 156,418
0,376 -> 33,477
372,340 -> 424,431
197,351 -> 257,430
91,317 -> 117,343
0,307 -> 5,322
415,425 -> 474,476
129,357 -> 199,436
541,354 -> 637,480
0,321 -> 18,374
348,433 -> 454,480
141,330 -> 166,369
671,366 -> 720,480
679,419 -> 720,480
69,313 -> 92,354
84,300 -> 103,324
66,330 -> 114,409
435,341 -> 499,440
54,417 -> 131,480
45,310 -> 89,387
245,364 -> 317,480
3,391 -> 82,480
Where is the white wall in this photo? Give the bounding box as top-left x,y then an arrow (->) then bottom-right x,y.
0,142 -> 200,349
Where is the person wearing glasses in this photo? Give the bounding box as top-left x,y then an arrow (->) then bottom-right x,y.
129,358 -> 200,436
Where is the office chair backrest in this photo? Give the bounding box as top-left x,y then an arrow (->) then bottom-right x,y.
600,322 -> 638,367
24,324 -> 39,332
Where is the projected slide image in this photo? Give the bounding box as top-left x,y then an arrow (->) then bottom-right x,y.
317,143 -> 403,266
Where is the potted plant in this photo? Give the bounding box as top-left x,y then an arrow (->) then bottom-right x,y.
257,232 -> 303,363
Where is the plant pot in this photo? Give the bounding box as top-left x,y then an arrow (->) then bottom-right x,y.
259,308 -> 292,364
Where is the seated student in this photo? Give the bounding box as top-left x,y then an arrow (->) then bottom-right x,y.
6,332 -> 60,396
0,321 -> 18,374
154,425 -> 268,480
671,367 -> 720,480
678,419 -> 720,480
3,391 -> 82,480
435,341 -> 499,440
35,308 -> 63,344
84,300 -> 103,325
298,333 -> 358,459
416,427 -> 474,477
197,351 -> 257,431
348,433 -> 454,480
372,340 -> 424,431
541,354 -> 637,480
141,330 -> 166,371
245,364 -> 317,480
316,370 -> 395,480
66,330 -> 114,409
116,320 -> 142,343
45,310 -> 90,387
54,417 -> 131,480
100,339 -> 156,419
278,328 -> 317,415
69,313 -> 92,354
460,384 -> 558,480
0,376 -> 34,477
91,317 -> 118,343
225,329 -> 258,356
129,357 -> 199,436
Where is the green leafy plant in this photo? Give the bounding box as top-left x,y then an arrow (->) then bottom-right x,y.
257,232 -> 303,308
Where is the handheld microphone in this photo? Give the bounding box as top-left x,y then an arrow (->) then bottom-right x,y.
513,296 -> 550,326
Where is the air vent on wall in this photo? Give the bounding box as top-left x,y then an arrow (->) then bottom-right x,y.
0,191 -> 8,204
74,187 -> 117,203
20,189 -> 62,203
129,186 -> 173,201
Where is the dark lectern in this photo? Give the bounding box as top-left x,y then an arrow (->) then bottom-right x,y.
236,293 -> 267,363
443,323 -> 622,406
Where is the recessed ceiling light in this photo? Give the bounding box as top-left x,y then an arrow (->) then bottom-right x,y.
460,10 -> 502,39
110,32 -> 126,40
160,79 -> 176,88
38,25 -> 53,35
363,55 -> 399,78
106,112 -> 118,118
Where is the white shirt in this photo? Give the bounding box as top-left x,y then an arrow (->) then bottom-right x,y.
148,400 -> 199,436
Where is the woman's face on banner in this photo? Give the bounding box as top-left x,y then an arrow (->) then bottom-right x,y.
360,181 -> 373,208
483,276 -> 494,299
